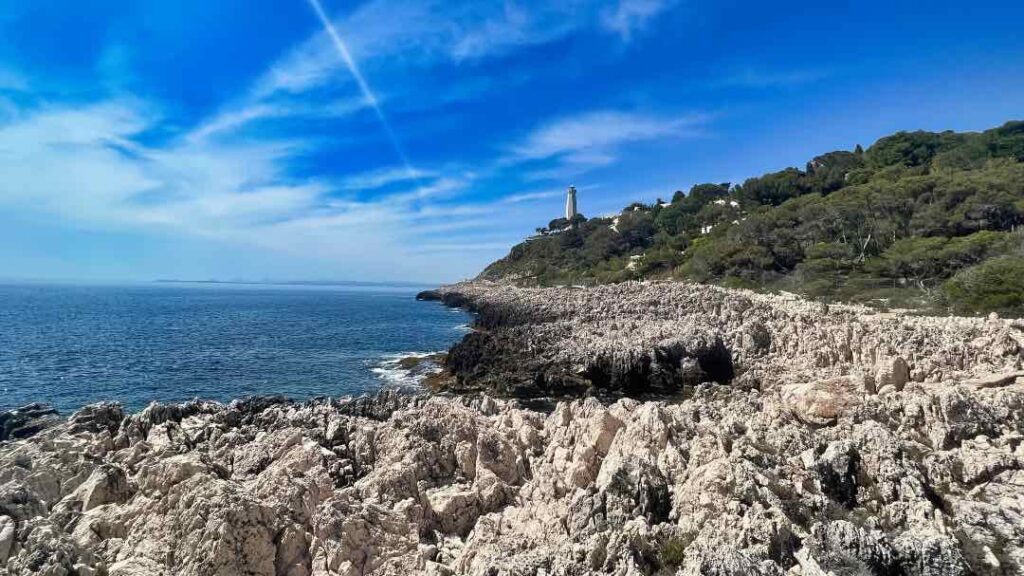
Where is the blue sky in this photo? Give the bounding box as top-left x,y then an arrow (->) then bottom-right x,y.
1,0 -> 1022,283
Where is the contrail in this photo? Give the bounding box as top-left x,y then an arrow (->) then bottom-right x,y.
304,0 -> 416,178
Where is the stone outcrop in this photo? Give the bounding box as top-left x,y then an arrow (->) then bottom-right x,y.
432,281 -> 1024,398
3,281 -> 1024,575
0,403 -> 61,441
2,379 -> 1023,575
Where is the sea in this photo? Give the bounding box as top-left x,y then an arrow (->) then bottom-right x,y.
0,282 -> 471,414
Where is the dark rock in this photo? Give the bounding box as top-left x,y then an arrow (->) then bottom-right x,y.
440,291 -> 471,309
805,520 -> 899,575
68,402 -> 124,436
0,403 -> 61,441
814,441 -> 860,509
415,289 -> 442,301
336,388 -> 423,421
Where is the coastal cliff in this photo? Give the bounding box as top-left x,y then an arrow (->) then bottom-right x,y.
3,283 -> 1024,575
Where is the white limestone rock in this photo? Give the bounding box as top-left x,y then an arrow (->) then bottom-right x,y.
2,281 -> 1023,575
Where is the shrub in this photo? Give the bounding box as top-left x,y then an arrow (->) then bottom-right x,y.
942,256 -> 1024,316
660,536 -> 688,569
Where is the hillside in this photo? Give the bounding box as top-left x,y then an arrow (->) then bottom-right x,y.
481,121 -> 1024,315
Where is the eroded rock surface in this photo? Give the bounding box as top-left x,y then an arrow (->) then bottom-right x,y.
1,378 -> 1023,576
435,281 -> 1024,398
3,282 -> 1024,575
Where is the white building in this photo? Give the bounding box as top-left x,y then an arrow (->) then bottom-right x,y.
565,185 -> 577,220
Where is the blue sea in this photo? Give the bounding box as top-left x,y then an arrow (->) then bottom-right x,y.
0,282 -> 470,414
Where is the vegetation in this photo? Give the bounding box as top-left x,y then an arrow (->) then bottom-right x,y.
659,536 -> 688,570
481,121 -> 1024,316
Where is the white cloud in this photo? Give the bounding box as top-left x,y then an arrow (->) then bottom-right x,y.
448,2 -> 590,61
499,189 -> 565,203
0,97 -> 503,280
380,175 -> 470,202
339,166 -> 435,191
187,96 -> 369,143
187,104 -> 283,142
511,111 -> 702,160
601,0 -> 677,41
0,1 -> 693,281
185,0 -> 681,155
504,110 -> 706,180
250,0 -> 664,102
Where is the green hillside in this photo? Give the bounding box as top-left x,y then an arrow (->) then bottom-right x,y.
481,121 -> 1024,316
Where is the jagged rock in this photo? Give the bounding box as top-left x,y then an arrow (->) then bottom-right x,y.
429,281 -> 1023,398
2,386 -> 1023,574
0,403 -> 60,441
966,369 -> 1024,389
415,290 -> 442,301
876,355 -> 911,394
2,282 -> 1023,575
781,377 -> 862,426
0,515 -> 14,564
71,464 -> 132,511
67,402 -> 124,435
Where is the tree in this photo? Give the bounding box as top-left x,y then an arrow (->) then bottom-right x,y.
480,121 -> 1024,316
548,217 -> 569,230
616,210 -> 657,249
736,168 -> 808,206
805,151 -> 864,194
687,183 -> 731,205
864,130 -> 963,168
866,237 -> 951,288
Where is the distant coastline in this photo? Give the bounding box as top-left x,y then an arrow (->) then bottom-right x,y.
153,278 -> 434,288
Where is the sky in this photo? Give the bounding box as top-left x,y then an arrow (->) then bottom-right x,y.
1,0 -> 1023,283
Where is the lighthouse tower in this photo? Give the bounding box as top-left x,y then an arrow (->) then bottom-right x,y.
565,185 -> 578,220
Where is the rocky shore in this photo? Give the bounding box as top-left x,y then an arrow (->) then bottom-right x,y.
3,281 -> 1024,575
429,281 -> 1023,401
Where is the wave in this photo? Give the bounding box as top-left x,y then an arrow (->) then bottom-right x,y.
371,351 -> 446,388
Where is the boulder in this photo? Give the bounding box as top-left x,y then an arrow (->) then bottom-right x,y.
781,377 -> 862,426
72,464 -> 132,511
876,356 -> 910,394
0,514 -> 15,564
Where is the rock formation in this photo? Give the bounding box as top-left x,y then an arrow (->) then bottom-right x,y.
2,281 -> 1024,575
433,281 -> 1024,399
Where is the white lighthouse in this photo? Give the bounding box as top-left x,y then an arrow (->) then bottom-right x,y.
565,185 -> 577,220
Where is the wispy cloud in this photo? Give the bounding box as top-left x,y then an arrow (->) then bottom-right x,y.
253,0 -> 678,101
0,97 -> 500,280
184,0 -> 684,154
187,104 -> 284,142
505,110 -> 707,179
0,1 -> 696,281
511,111 -> 704,160
499,189 -> 565,203
304,0 -> 414,174
601,0 -> 678,41
339,166 -> 436,191
449,3 -> 589,61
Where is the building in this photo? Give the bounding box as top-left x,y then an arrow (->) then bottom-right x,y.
565,185 -> 577,220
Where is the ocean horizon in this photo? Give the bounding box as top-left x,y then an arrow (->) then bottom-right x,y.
0,281 -> 470,413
